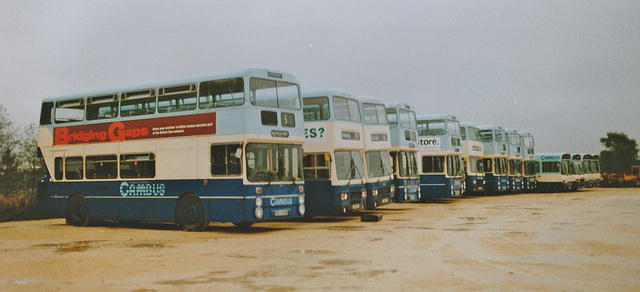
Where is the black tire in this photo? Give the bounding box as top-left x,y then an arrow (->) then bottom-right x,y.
65,195 -> 91,227
175,194 -> 208,231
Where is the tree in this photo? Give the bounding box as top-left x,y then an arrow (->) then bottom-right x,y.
600,132 -> 640,174
0,104 -> 18,194
17,123 -> 47,196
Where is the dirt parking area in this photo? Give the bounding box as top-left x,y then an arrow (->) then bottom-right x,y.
1,188 -> 639,291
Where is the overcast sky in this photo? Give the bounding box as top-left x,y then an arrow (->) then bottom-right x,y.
1,0 -> 639,154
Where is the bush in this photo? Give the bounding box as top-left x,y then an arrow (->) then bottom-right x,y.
0,194 -> 40,222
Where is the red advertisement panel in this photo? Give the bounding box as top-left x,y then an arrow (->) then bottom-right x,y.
54,112 -> 216,145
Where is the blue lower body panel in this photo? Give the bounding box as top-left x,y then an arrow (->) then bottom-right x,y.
38,178 -> 304,224
420,175 -> 463,199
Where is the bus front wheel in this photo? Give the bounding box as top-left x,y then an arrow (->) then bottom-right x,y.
175,194 -> 208,231
65,195 -> 91,227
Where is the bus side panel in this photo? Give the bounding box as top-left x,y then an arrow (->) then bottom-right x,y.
305,180 -> 336,217
37,180 -> 66,218
420,174 -> 446,199
205,179 -> 245,222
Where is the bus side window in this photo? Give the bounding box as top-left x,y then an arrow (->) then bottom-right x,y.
86,155 -> 117,179
65,156 -> 84,180
483,158 -> 493,173
54,157 -> 63,180
86,94 -> 118,121
120,153 -> 155,178
199,78 -> 245,109
158,84 -> 197,113
303,153 -> 330,180
211,144 -> 241,176
121,89 -> 156,117
55,99 -> 85,124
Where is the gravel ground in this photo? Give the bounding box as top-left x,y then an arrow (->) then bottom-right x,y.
1,187 -> 639,291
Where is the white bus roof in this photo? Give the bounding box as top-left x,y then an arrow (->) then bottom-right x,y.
384,102 -> 413,110
43,68 -> 298,103
416,114 -> 458,121
302,88 -> 356,99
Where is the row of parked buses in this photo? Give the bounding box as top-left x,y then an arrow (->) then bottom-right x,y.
36,68 -> 601,230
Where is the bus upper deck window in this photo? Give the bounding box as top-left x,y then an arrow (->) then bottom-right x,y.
40,102 -> 54,125
86,94 -> 118,121
55,99 -> 85,124
199,78 -> 244,109
120,89 -> 156,117
158,84 -> 197,113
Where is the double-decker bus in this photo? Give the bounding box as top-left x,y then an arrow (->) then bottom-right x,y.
302,89 -> 367,216
520,132 -> 536,191
591,154 -> 602,186
385,102 -> 420,203
358,96 -> 395,209
570,154 -> 586,190
460,123 -> 485,194
534,153 -> 573,192
478,125 -> 509,193
574,154 -> 594,187
417,114 -> 464,199
506,129 -> 523,193
37,68 -> 306,231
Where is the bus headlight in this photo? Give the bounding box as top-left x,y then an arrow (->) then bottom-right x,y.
255,196 -> 263,207
361,191 -> 367,198
390,186 -> 395,193
340,193 -> 348,201
255,207 -> 264,219
298,204 -> 305,215
298,194 -> 305,205
372,189 -> 379,196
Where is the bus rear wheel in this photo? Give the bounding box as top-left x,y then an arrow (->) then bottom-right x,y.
66,195 -> 91,227
175,194 -> 208,231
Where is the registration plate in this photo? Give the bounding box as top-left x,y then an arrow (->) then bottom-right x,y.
382,198 -> 389,204
274,210 -> 288,217
352,204 -> 360,210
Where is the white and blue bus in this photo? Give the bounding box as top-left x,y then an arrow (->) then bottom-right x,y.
506,129 -> 524,193
534,153 -> 573,192
460,123 -> 485,194
417,114 -> 464,199
591,154 -> 602,186
570,154 -> 586,190
385,102 -> 420,203
479,125 -> 509,193
359,96 -> 395,209
37,68 -> 306,231
574,154 -> 594,187
302,89 -> 367,216
520,132 -> 536,191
